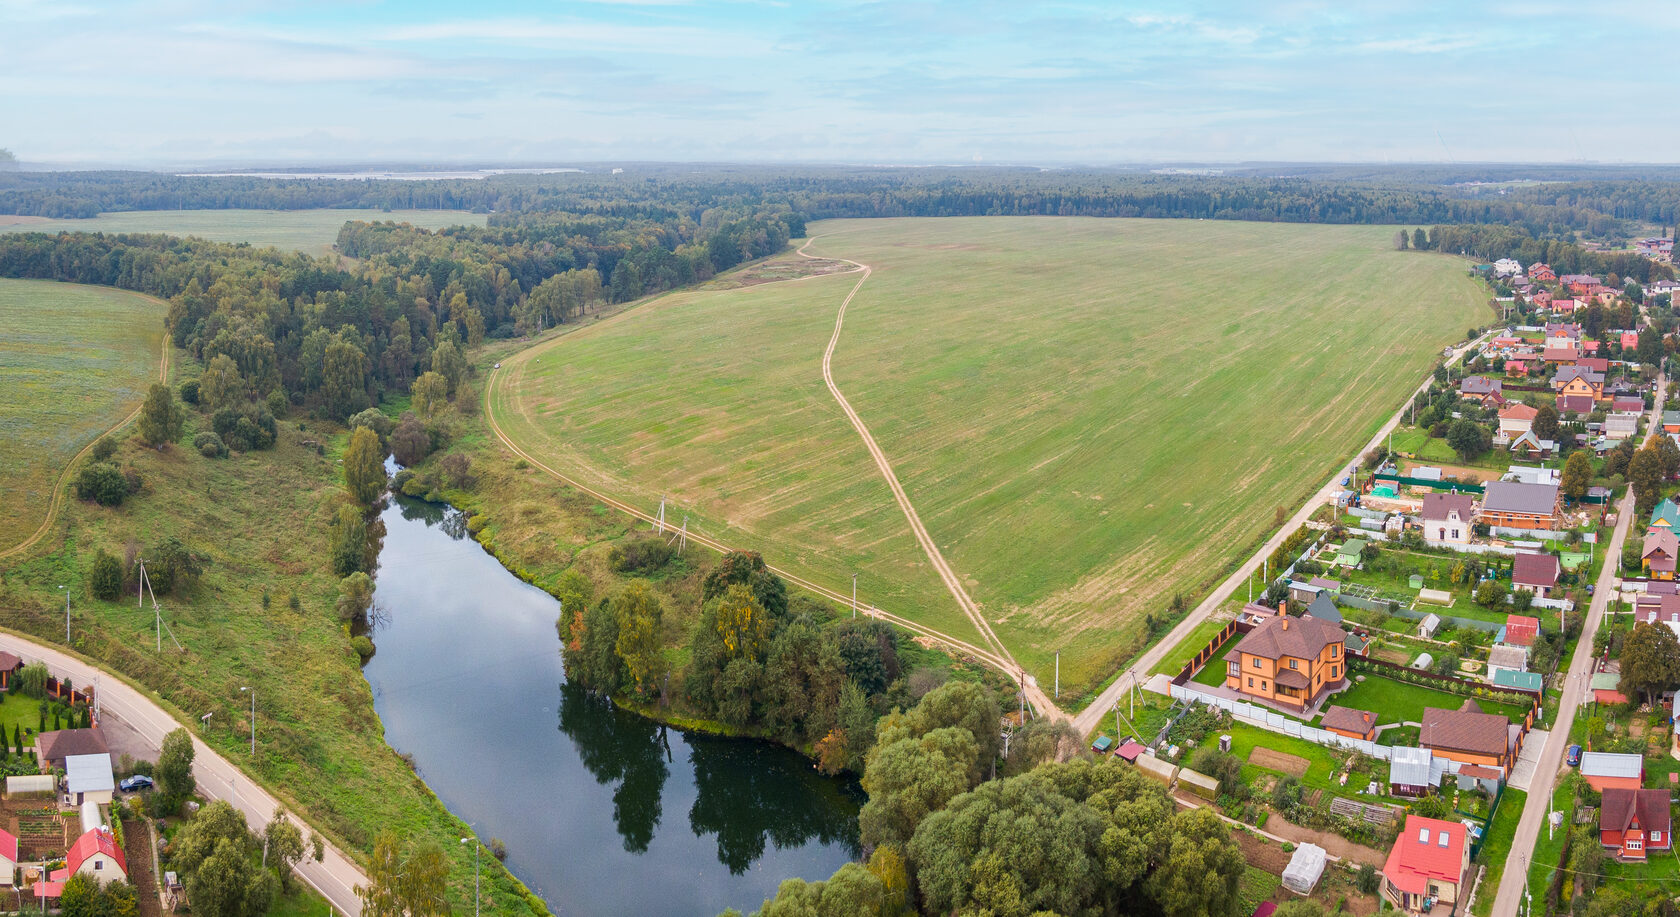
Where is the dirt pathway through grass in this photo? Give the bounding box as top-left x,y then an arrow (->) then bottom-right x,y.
0,330 -> 171,560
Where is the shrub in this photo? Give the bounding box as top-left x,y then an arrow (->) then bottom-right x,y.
90,436 -> 119,462
389,413 -> 431,466
347,408 -> 393,442
178,379 -> 200,406
350,636 -> 375,661
489,838 -> 507,860
75,463 -> 130,506
609,537 -> 674,574
89,550 -> 123,601
266,388 -> 289,418
1356,863 -> 1378,894
211,404 -> 277,451
192,432 -> 228,458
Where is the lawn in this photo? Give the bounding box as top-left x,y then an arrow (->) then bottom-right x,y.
0,693 -> 78,746
1471,786 -> 1526,915
0,209 -> 486,258
0,279 -> 166,553
1220,720 -> 1350,795
1151,615 -> 1236,677
1329,673 -> 1530,725
491,217 -> 1487,698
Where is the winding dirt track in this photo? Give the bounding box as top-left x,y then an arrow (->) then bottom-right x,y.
486,243 -> 1061,714
0,329 -> 172,561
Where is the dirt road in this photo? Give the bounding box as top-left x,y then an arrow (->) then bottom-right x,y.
0,630 -> 366,915
1491,374 -> 1667,917
1071,332 -> 1490,735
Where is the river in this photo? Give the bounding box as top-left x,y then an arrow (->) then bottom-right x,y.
361,494 -> 864,917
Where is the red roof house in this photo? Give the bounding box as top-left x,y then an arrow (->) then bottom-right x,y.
1614,396 -> 1645,413
1383,816 -> 1469,913
65,827 -> 126,884
1530,263 -> 1556,282
1578,357 -> 1610,374
1513,553 -> 1561,596
1622,331 -> 1639,350
1600,788 -> 1672,860
1503,615 -> 1540,648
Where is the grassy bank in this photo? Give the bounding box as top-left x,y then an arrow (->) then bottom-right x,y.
0,352 -> 544,914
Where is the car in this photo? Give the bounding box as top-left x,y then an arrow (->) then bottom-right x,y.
119,775 -> 153,792
1566,744 -> 1582,767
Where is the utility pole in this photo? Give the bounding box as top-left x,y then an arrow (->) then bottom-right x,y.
240,686 -> 255,757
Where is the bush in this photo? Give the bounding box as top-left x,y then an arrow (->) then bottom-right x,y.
74,462 -> 131,506
347,408 -> 393,442
192,431 -> 228,458
350,636 -> 375,661
610,537 -> 675,574
178,379 -> 200,406
89,550 -> 123,601
211,404 -> 277,451
1356,863 -> 1378,894
90,436 -> 119,462
266,388 -> 289,418
389,413 -> 432,466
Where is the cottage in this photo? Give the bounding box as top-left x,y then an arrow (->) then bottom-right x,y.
64,827 -> 126,886
1551,298 -> 1581,315
1552,365 -> 1605,400
1334,539 -> 1366,568
1480,482 -> 1562,530
1555,393 -> 1593,416
1604,412 -> 1640,441
1389,746 -> 1442,797
1493,259 -> 1522,276
1645,529 -> 1679,581
1652,497 -> 1680,530
1486,644 -> 1529,681
1321,705 -> 1377,741
0,653 -> 20,691
1600,788 -> 1672,860
1496,403 -> 1538,442
1544,322 -> 1580,348
34,728 -> 109,771
1420,494 -> 1475,546
1613,395 -> 1645,413
1591,671 -> 1628,705
0,827 -> 15,887
1580,751 -> 1644,792
1382,816 -> 1469,914
64,753 -> 114,806
1505,359 -> 1529,378
1512,552 -> 1561,597
1530,263 -> 1556,282
1459,376 -> 1504,406
1504,615 -> 1540,647
1542,346 -> 1580,365
1420,701 -> 1513,770
1223,614 -> 1347,711
1623,331 -> 1641,351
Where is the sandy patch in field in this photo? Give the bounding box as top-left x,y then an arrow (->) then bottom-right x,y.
0,215 -> 53,227
1249,747 -> 1311,778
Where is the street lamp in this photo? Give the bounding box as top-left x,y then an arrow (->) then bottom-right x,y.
460,837 -> 480,917
239,687 -> 255,756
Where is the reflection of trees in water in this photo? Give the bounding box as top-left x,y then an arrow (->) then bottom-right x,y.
687,736 -> 863,874
393,495 -> 467,539
557,683 -> 668,853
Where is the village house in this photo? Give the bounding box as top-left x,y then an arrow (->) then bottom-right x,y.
1504,358 -> 1529,378
34,728 -> 109,772
1600,788 -> 1672,860
1512,552 -> 1561,597
1612,395 -> 1645,413
1653,497 -> 1680,530
1420,701 -> 1515,770
1459,376 -> 1503,407
1507,431 -> 1556,459
0,652 -> 21,690
1321,705 -> 1377,741
1420,493 -> 1475,546
1622,330 -> 1640,351
1382,816 -> 1469,914
1552,365 -> 1605,400
1493,258 -> 1522,276
1223,614 -> 1347,712
66,827 -> 125,884
1480,481 -> 1561,530
1580,751 -> 1645,793
1604,412 -> 1640,441
1531,290 -> 1554,309
1388,746 -> 1442,798
1578,356 -> 1609,374
1492,669 -> 1543,692
64,753 -> 114,806
1486,644 -> 1529,681
1542,345 -> 1580,365
1503,615 -> 1540,647
1555,393 -> 1593,416
1544,322 -> 1581,349
1530,263 -> 1556,282
1561,274 -> 1602,295
1664,413 -> 1680,436
1591,671 -> 1628,705
1496,403 -> 1538,443
1644,528 -> 1679,580
1551,297 -> 1581,315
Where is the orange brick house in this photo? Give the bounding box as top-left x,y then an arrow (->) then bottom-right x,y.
1224,614 -> 1346,711
1479,482 -> 1561,531
1600,788 -> 1672,861
1420,701 -> 1514,770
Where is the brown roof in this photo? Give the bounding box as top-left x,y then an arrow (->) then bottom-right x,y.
1645,529 -> 1678,561
1458,765 -> 1503,779
1233,614 -> 1344,664
1601,788 -> 1671,835
1499,403 -> 1539,422
1420,705 -> 1510,757
1512,552 -> 1560,589
0,652 -> 20,671
35,729 -> 108,763
1274,668 -> 1310,688
1321,706 -> 1376,734
1421,493 -> 1475,524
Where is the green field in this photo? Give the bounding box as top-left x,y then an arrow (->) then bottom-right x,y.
0,279 -> 166,552
0,209 -> 486,257
491,217 -> 1487,698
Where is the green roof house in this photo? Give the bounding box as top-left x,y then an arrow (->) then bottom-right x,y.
1335,539 -> 1366,568
1491,669 -> 1543,692
1652,498 -> 1680,531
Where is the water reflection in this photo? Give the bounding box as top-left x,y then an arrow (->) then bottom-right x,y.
364,493 -> 864,916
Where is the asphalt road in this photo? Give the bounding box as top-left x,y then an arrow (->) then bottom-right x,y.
1489,373 -> 1667,917
0,631 -> 367,915
1073,332 -> 1491,735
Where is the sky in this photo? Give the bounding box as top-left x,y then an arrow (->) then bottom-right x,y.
5,0 -> 1679,166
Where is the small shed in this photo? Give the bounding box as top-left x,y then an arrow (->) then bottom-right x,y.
1408,574 -> 1425,589
64,753 -> 114,806
1134,754 -> 1178,786
1591,672 -> 1628,705
1177,768 -> 1219,800
1389,746 -> 1441,797
1091,735 -> 1114,754
1418,613 -> 1442,638
1114,739 -> 1145,762
1281,843 -> 1327,895
1455,764 -> 1503,795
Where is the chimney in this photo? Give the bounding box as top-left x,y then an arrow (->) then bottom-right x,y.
1282,618 -> 1289,631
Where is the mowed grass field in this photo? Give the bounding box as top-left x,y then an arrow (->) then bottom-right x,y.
0,209 -> 486,257
493,217 -> 1487,698
0,279 -> 166,552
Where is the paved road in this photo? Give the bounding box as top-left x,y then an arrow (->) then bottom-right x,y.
0,631 -> 366,916
1073,332 -> 1491,734
1491,374 -> 1667,917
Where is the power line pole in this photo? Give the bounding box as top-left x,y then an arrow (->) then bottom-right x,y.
851,574 -> 858,619
1055,652 -> 1059,699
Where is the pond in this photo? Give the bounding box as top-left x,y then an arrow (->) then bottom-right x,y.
361,493 -> 864,917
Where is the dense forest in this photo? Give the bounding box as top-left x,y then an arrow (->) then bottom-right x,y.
7,164 -> 1680,241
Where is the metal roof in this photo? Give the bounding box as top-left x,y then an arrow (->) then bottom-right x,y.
1491,669 -> 1543,691
1389,746 -> 1434,787
64,754 -> 114,794
1579,751 -> 1643,779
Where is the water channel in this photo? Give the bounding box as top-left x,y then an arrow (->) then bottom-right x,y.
361,492 -> 864,917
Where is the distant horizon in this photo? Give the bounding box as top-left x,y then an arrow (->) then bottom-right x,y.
7,1 -> 1680,165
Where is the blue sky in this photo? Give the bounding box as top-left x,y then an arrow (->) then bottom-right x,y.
4,0 -> 1677,165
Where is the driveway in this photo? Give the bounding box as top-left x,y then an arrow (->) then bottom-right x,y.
1506,728 -> 1549,791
